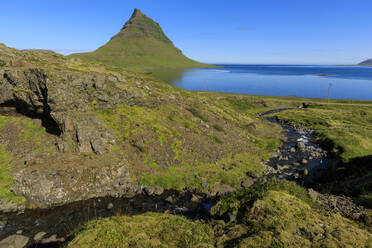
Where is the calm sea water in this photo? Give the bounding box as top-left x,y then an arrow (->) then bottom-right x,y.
155,65 -> 372,100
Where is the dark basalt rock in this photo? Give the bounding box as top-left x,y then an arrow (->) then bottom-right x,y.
0,68 -> 117,154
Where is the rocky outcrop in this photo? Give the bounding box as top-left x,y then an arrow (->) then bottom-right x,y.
11,162 -> 136,208
0,68 -> 118,154
308,188 -> 370,221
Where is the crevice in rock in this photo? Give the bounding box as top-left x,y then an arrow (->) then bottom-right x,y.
0,99 -> 61,136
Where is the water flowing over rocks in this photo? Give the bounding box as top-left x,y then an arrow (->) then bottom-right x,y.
259,109 -> 328,184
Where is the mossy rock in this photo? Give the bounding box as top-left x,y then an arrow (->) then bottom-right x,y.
67,212 -> 214,248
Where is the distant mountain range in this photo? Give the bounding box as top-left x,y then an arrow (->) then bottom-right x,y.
70,9 -> 212,69
358,59 -> 372,66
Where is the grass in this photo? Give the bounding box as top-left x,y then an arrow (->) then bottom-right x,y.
225,97 -> 256,113
67,212 -> 214,248
140,153 -> 264,191
94,98 -> 280,192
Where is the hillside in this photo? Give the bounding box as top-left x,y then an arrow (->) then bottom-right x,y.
69,9 -> 212,69
0,43 -> 371,247
359,59 -> 372,66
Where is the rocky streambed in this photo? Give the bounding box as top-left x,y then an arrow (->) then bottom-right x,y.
0,108 -> 366,248
259,108 -> 328,185
0,187 -> 218,247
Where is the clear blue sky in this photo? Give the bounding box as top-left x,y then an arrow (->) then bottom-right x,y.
1,0 -> 372,64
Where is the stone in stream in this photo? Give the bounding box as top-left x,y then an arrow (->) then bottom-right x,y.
303,168 -> 309,176
301,159 -> 308,164
39,234 -> 64,244
165,196 -> 175,204
34,232 -> 47,242
143,186 -> 164,196
0,235 -> 29,248
241,178 -> 254,188
293,162 -> 301,166
297,142 -> 306,150
246,171 -> 259,178
107,202 -> 114,210
290,147 -> 296,153
293,173 -> 300,179
191,194 -> 200,203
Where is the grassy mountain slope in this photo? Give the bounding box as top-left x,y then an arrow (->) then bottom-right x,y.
70,9 -> 212,69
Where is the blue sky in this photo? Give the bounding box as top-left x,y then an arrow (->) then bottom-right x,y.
1,0 -> 371,64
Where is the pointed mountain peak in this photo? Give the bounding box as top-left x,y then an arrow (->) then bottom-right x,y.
70,9 -> 212,69
121,8 -> 160,33
132,8 -> 144,17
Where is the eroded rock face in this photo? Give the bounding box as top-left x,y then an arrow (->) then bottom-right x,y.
0,68 -> 118,154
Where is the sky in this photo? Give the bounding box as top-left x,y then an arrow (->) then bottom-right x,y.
1,0 -> 372,64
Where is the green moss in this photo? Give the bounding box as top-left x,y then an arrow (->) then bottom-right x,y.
0,116 -> 13,129
0,145 -> 26,204
253,137 -> 281,153
211,179 -> 312,217
212,135 -> 223,144
147,161 -> 158,169
67,212 -> 214,248
168,114 -> 175,121
213,180 -> 372,247
11,87 -> 32,93
213,124 -> 225,133
19,119 -> 47,146
187,107 -> 208,122
238,190 -> 372,248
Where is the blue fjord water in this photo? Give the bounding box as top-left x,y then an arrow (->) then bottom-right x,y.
163,65 -> 372,100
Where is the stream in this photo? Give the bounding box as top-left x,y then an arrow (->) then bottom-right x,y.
0,108 -> 329,247
259,108 -> 329,186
